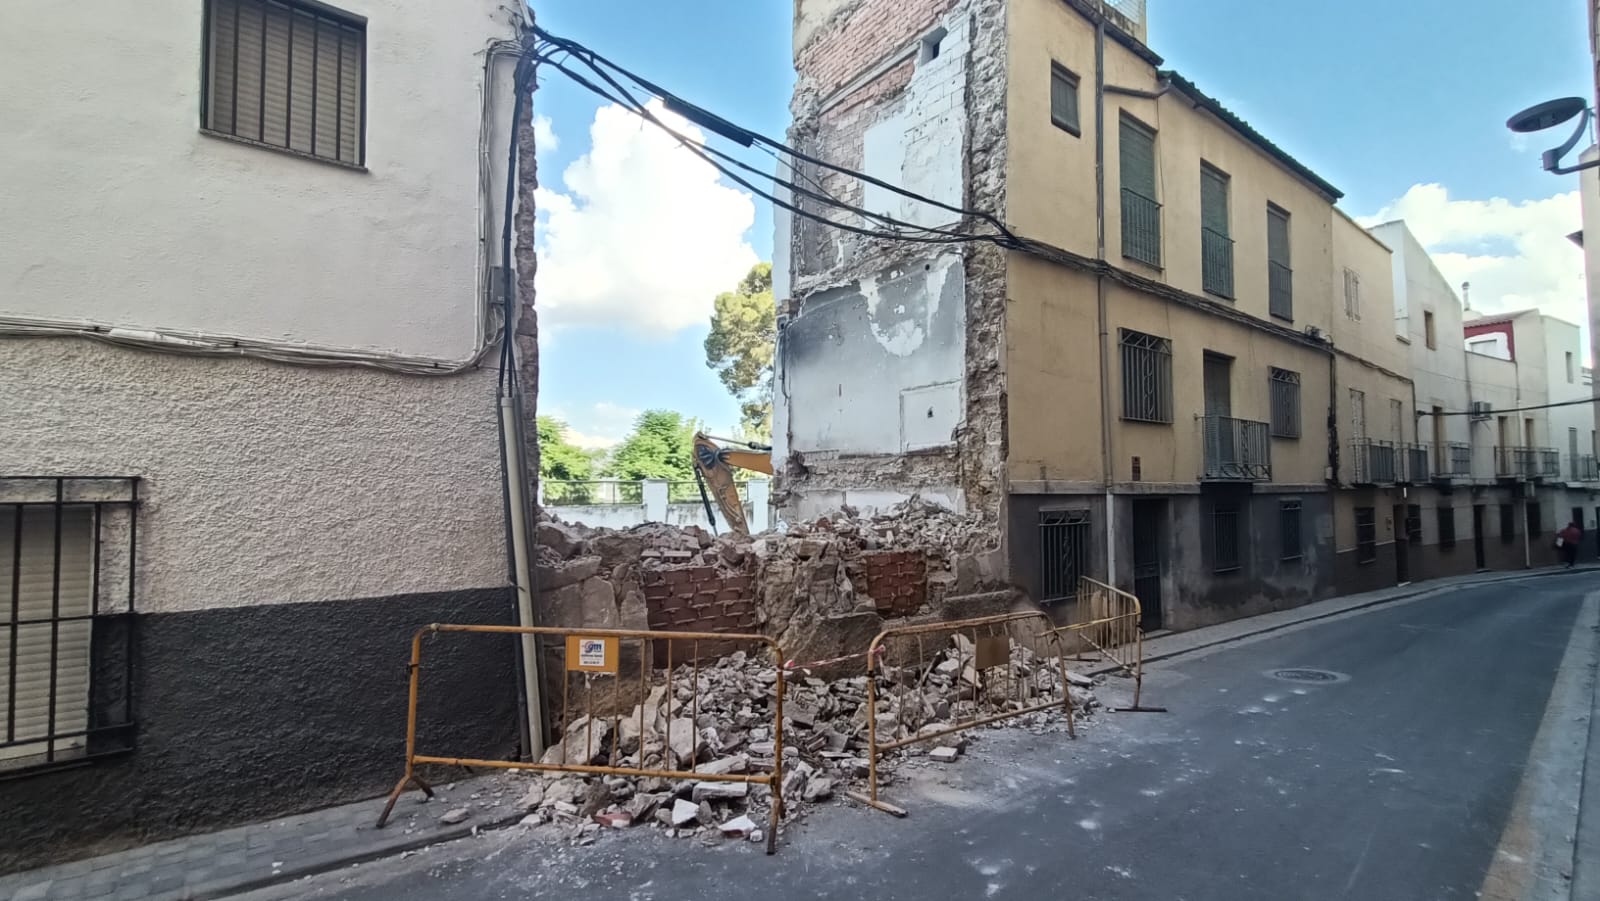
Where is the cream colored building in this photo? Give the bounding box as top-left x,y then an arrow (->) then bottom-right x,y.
777,0 -> 1425,628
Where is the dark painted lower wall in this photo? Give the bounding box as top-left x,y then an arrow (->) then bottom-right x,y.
0,587 -> 519,874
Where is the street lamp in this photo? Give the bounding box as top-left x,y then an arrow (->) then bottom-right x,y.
1506,96 -> 1600,175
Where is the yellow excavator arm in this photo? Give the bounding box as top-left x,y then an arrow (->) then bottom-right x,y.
692,432 -> 772,536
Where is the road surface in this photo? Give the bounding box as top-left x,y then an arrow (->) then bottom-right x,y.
245,575 -> 1600,901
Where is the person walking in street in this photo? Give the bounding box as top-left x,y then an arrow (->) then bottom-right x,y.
1558,521 -> 1582,568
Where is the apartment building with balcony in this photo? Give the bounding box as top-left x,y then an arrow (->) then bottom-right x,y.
775,0 -> 1433,630
0,0 -> 530,869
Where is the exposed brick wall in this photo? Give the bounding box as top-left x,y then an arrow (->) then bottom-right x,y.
796,0 -> 958,99
861,551 -> 929,617
641,567 -> 758,634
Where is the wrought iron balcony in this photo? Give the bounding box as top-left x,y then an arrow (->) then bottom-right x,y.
1121,188 -> 1162,268
1572,454 -> 1600,482
1268,261 -> 1293,320
1495,446 -> 1559,479
1201,415 -> 1272,481
1399,443 -> 1430,483
1349,439 -> 1398,485
1436,442 -> 1472,480
1201,227 -> 1234,298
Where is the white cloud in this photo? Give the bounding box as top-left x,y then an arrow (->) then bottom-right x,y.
533,114 -> 559,160
545,401 -> 641,450
535,101 -> 758,336
1358,183 -> 1585,329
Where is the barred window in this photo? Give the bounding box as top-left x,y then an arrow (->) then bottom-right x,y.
1527,502 -> 1543,537
1038,509 -> 1090,603
1050,63 -> 1080,135
1120,329 -> 1173,424
1269,367 -> 1301,438
1500,503 -> 1516,545
1437,506 -> 1456,548
1200,164 -> 1234,298
1210,500 -> 1243,574
1355,507 -> 1376,563
1278,500 -> 1302,561
1406,504 -> 1423,544
203,0 -> 367,166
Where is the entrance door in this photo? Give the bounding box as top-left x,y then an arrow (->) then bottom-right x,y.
1203,354 -> 1233,417
1473,505 -> 1487,570
1393,504 -> 1409,584
1131,500 -> 1164,632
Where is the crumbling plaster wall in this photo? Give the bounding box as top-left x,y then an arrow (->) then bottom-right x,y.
779,0 -> 1009,526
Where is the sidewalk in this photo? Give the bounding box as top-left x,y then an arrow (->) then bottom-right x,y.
3,562 -> 1595,901
0,776 -> 522,901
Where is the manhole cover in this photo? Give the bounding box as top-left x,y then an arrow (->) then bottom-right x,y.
1268,668 -> 1348,684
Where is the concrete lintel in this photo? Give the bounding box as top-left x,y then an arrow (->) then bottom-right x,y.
1111,481 -> 1203,495
1255,483 -> 1331,495
1009,480 -> 1103,495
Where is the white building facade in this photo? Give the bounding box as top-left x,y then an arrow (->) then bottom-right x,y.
0,0 -> 529,870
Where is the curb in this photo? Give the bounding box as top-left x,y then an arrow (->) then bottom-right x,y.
1086,565 -> 1600,677
196,808 -> 525,901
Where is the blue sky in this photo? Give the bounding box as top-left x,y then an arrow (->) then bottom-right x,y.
530,0 -> 1594,449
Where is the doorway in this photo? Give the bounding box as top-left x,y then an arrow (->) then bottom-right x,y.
1473,505 -> 1487,570
1131,500 -> 1165,632
1393,503 -> 1409,584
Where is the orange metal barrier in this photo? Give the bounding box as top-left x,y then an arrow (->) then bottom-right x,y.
376,624 -> 788,855
848,611 -> 1076,817
1055,577 -> 1149,711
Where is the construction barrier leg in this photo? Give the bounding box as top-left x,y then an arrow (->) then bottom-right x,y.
376,770 -> 433,829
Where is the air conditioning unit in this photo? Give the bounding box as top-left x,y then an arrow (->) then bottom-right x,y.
1469,401 -> 1492,421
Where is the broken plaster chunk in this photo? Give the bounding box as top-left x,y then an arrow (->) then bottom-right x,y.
594,811 -> 633,829
719,814 -> 758,837
801,776 -> 835,803
695,754 -> 750,777
438,808 -> 470,825
671,798 -> 700,827
929,746 -> 961,763
692,781 -> 750,803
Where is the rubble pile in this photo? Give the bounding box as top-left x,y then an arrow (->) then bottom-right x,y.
505,636 -> 1097,846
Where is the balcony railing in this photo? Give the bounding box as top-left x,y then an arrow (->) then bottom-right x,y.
1202,415 -> 1272,481
1442,442 -> 1472,478
1400,443 -> 1430,483
1349,439 -> 1397,485
1201,227 -> 1234,298
1121,188 -> 1162,268
1495,446 -> 1559,479
1572,454 -> 1600,482
1268,260 -> 1293,320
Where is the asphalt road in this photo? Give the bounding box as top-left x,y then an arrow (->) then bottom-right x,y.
248,575 -> 1600,901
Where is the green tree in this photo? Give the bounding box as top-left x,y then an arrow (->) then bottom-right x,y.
603,410 -> 699,483
537,416 -> 598,504
704,263 -> 776,441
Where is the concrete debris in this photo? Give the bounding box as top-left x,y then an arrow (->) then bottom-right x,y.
438,808 -> 470,825
509,622 -> 1095,849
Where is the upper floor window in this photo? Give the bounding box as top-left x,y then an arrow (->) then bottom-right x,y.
1343,267 -> 1361,320
203,0 -> 367,167
1119,328 -> 1173,424
1119,116 -> 1161,268
1050,63 -> 1080,136
1424,310 -> 1437,349
1567,351 -> 1575,383
1267,204 -> 1292,321
1269,367 -> 1301,438
1200,163 -> 1233,298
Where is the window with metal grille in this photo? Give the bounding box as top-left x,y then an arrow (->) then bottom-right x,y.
1278,500 -> 1302,561
1209,500 -> 1243,574
1343,267 -> 1361,320
1201,164 -> 1233,298
1355,507 -> 1376,563
1037,509 -> 1090,603
2,478 -> 138,776
1527,502 -> 1543,537
1119,116 -> 1161,267
203,0 -> 367,166
1050,63 -> 1080,135
1120,329 -> 1173,423
1406,504 -> 1423,544
1500,503 -> 1516,545
1269,368 -> 1300,438
1437,506 -> 1456,549
1267,204 -> 1292,321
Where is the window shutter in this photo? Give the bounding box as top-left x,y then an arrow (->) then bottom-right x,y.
1119,119 -> 1156,198
1267,207 -> 1290,265
338,31 -> 363,163
0,509 -> 94,765
288,8 -> 319,153
207,0 -> 239,133
1200,167 -> 1228,235
233,1 -> 266,142
262,7 -> 293,146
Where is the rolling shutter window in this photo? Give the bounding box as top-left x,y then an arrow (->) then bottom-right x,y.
206,0 -> 366,165
0,508 -> 94,766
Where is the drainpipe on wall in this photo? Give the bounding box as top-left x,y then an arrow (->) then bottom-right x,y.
1093,17 -> 1117,586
